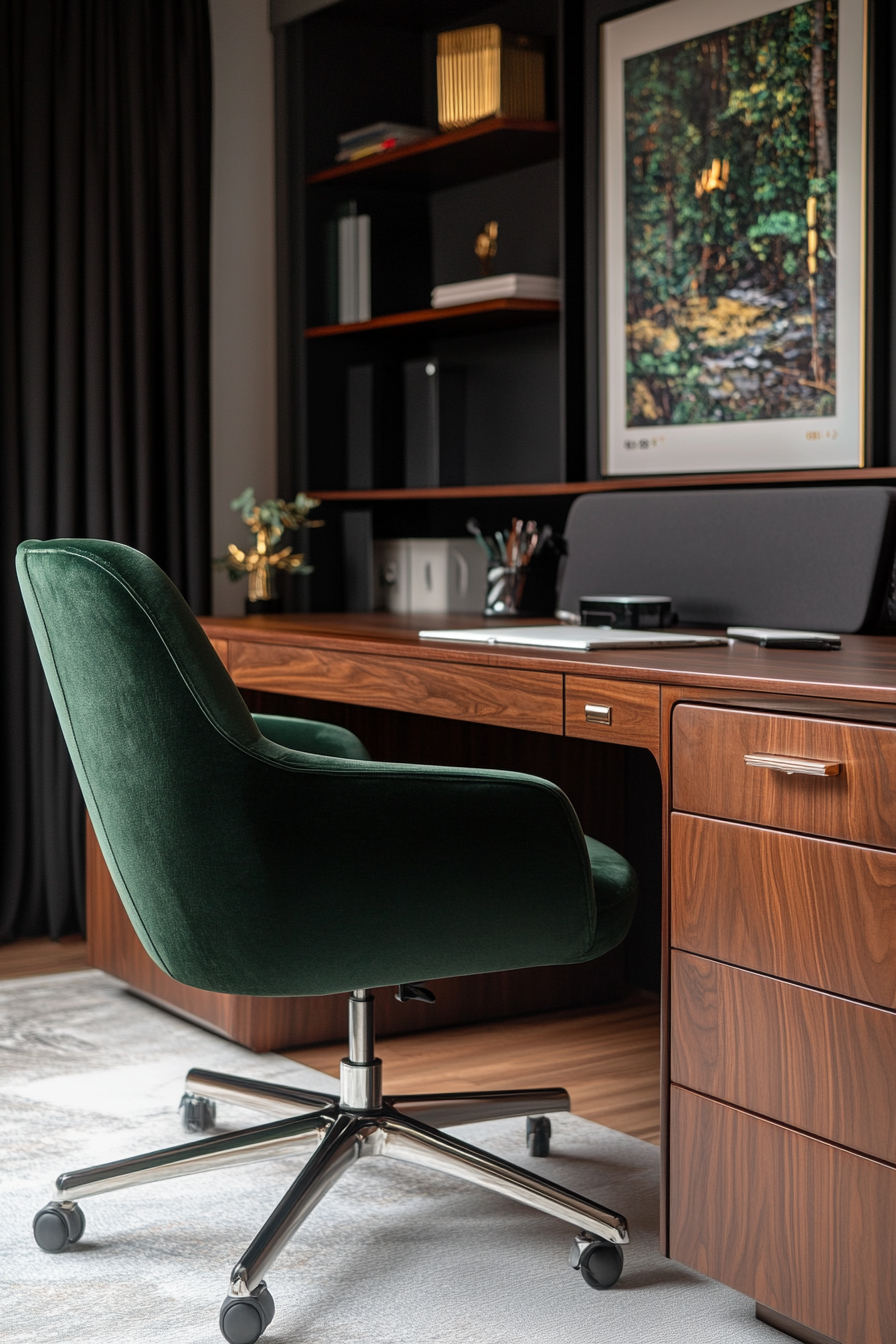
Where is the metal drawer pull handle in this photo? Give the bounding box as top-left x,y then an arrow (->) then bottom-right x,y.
744,753 -> 840,777
585,704 -> 612,726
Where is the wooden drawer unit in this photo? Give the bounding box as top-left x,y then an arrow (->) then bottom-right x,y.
670,700 -> 896,1342
671,952 -> 896,1162
564,676 -> 659,753
669,1087 -> 896,1344
228,641 -> 564,735
671,815 -> 896,1009
673,704 -> 896,847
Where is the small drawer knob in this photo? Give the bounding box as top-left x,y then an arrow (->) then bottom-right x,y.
585,704 -> 612,726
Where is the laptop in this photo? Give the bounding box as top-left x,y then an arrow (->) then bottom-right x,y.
418,625 -> 727,651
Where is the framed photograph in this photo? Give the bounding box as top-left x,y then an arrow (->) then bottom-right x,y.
600,0 -> 868,476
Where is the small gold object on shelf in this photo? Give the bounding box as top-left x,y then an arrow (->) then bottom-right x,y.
216,488 -> 323,604
474,220 -> 499,276
437,25 -> 545,131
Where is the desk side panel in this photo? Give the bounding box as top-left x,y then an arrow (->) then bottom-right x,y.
227,641 -> 564,735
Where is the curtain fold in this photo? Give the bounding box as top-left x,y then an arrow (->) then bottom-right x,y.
1,0 -> 212,940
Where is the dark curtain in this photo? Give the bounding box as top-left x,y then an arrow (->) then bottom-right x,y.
0,0 -> 212,941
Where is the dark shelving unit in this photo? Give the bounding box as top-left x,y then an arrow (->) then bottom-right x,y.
275,0 -> 586,610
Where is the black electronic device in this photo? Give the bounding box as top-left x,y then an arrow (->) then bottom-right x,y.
727,626 -> 842,650
404,358 -> 465,488
347,364 -> 375,490
342,510 -> 374,613
580,595 -> 672,629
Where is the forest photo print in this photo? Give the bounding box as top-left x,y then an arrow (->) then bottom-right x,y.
601,0 -> 865,474
625,1 -> 836,426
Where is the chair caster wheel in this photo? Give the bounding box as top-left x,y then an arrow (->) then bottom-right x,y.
180,1091 -> 216,1133
527,1115 -> 551,1156
219,1283 -> 275,1344
570,1234 -> 624,1290
33,1202 -> 85,1253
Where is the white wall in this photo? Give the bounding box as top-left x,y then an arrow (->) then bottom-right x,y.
208,0 -> 278,615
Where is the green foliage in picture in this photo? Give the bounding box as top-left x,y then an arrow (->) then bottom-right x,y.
624,0 -> 837,427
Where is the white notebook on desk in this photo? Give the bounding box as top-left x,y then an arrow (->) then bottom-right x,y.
418,626 -> 727,651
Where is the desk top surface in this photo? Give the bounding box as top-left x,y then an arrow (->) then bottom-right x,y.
200,612 -> 896,706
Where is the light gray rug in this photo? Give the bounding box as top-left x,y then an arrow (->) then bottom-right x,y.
0,971 -> 785,1344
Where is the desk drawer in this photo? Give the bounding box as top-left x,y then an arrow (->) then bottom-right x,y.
671,951 -> 896,1162
669,1087 -> 896,1344
228,641 -> 564,735
564,676 -> 659,753
671,815 -> 896,1009
673,704 -> 896,847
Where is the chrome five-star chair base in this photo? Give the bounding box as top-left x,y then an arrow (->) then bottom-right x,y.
33,990 -> 629,1343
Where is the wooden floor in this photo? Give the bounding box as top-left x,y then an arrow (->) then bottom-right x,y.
0,934 -> 91,979
0,938 -> 661,1145
286,993 -> 661,1145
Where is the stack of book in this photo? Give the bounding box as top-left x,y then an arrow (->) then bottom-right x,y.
436,26 -> 545,131
326,203 -> 371,325
335,122 -> 432,164
431,274 -> 561,308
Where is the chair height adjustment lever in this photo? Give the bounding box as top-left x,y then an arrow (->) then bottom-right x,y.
395,982 -> 436,1004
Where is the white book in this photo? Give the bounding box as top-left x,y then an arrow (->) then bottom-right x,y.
338,215 -> 358,324
356,214 -> 371,323
431,274 -> 562,308
419,626 -> 726,651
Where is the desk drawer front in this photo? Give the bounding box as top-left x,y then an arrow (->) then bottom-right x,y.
671,815 -> 896,1009
564,676 -> 659,753
669,1087 -> 896,1344
227,642 -> 564,735
671,952 -> 896,1162
673,704 -> 896,846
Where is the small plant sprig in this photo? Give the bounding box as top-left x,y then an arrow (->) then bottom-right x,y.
216,488 -> 324,603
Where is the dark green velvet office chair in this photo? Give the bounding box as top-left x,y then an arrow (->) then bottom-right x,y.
17,537 -> 638,1343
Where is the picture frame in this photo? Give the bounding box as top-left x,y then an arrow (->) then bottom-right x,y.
596,0 -> 869,476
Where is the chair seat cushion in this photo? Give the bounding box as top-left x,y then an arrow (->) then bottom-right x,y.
583,836 -> 639,960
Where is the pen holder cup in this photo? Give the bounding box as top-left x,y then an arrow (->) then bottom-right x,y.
482,533 -> 567,618
484,565 -> 528,617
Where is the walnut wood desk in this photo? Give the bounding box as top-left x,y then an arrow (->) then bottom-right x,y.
86,613 -> 896,1344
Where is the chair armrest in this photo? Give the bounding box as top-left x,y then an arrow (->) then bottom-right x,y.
252,712 -> 371,761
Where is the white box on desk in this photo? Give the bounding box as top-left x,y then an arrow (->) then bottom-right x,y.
375,538 -> 487,614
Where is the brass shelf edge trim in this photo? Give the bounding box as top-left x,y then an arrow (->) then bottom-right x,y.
744,753 -> 841,777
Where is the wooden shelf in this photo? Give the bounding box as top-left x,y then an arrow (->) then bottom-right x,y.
309,467 -> 896,502
306,118 -> 560,192
305,298 -> 560,340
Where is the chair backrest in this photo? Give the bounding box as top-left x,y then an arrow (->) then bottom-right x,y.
17,539 -> 604,998
560,486 -> 896,631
